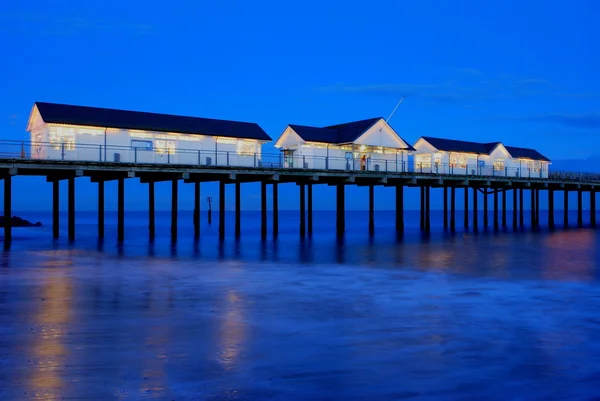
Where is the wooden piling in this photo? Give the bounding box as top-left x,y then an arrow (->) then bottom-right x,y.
149,181 -> 155,239
171,179 -> 178,242
68,177 -> 75,241
117,177 -> 125,242
396,185 -> 404,232
273,183 -> 279,237
219,181 -> 225,240
336,184 -> 345,235
98,180 -> 105,239
369,185 -> 375,235
53,180 -> 59,239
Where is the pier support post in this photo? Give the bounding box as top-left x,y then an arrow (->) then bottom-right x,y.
493,190 -> 499,230
68,177 -> 75,241
396,186 -> 404,232
578,189 -> 583,227
193,182 -> 200,237
530,189 -> 536,229
464,187 -> 469,229
235,181 -> 241,238
308,184 -> 313,235
300,184 -> 306,236
591,191 -> 596,227
149,181 -> 155,240
273,183 -> 279,238
564,190 -> 569,228
548,189 -> 555,229
425,186 -> 431,232
171,179 -> 178,242
336,184 -> 345,235
450,187 -> 456,232
261,181 -> 267,239
219,181 -> 225,240
502,189 -> 507,228
512,188 -> 518,230
369,185 -> 375,235
117,178 -> 125,242
420,187 -> 425,230
53,180 -> 59,239
519,188 -> 524,227
3,176 -> 11,245
473,187 -> 478,230
535,189 -> 540,228
98,180 -> 105,239
483,189 -> 489,228
443,187 -> 448,230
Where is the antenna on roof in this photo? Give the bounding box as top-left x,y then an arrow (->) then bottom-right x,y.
385,96 -> 406,124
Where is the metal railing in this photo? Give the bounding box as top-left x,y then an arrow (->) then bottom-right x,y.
0,138 -> 562,181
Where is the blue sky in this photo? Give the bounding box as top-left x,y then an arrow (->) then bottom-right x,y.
1,0 -> 599,211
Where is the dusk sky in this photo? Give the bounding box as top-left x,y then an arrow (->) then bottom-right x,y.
1,0 -> 599,211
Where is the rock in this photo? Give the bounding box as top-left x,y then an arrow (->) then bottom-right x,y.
0,216 -> 43,227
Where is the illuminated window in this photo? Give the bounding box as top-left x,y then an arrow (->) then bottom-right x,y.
494,158 -> 505,171
48,127 -> 75,150
449,154 -> 467,168
237,141 -> 255,156
155,140 -> 176,154
416,154 -> 431,168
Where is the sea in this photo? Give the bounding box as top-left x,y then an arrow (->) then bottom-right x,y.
1,210 -> 600,400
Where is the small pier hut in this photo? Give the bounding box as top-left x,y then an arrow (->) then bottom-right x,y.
412,136 -> 550,178
26,102 -> 271,167
274,117 -> 415,172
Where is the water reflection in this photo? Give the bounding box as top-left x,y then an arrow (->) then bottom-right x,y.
219,289 -> 246,371
27,268 -> 72,398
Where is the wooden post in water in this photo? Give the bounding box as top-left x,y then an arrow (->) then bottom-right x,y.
535,189 -> 540,228
299,184 -> 306,236
148,181 -> 155,240
261,181 -> 267,239
369,185 -> 375,235
117,177 -> 125,242
171,179 -> 178,242
530,188 -> 536,228
420,186 -> 425,230
464,187 -> 469,229
235,181 -> 241,238
577,189 -> 583,227
4,175 -> 11,245
68,177 -> 75,241
502,189 -> 507,228
591,191 -> 596,227
512,188 -> 518,230
493,190 -> 499,230
53,180 -> 59,239
443,186 -> 448,230
548,189 -> 555,229
473,187 -> 478,230
219,181 -> 225,240
450,187 -> 456,232
272,183 -> 279,238
425,186 -> 431,232
483,189 -> 489,229
396,185 -> 404,232
307,184 -> 313,235
98,180 -> 105,239
193,181 -> 200,237
564,190 -> 569,227
336,184 -> 345,235
519,188 -> 524,227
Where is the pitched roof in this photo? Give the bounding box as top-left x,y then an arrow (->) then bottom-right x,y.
34,102 -> 271,141
421,136 -> 500,154
288,117 -> 415,150
504,146 -> 550,162
420,136 -> 551,161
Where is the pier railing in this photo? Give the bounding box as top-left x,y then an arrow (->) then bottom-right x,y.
0,138 -> 556,179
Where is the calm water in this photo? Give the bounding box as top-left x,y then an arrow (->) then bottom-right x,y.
2,210 -> 600,400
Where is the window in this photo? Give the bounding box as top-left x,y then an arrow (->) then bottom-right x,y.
49,126 -> 75,150
494,158 -> 505,171
237,140 -> 255,156
449,154 -> 467,168
416,154 -> 431,168
155,140 -> 176,154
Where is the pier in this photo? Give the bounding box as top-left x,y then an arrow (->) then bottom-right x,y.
1,158 -> 599,246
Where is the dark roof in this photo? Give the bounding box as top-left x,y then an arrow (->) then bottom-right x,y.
34,102 -> 271,141
420,136 -> 501,154
505,146 -> 551,162
288,117 -> 415,150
